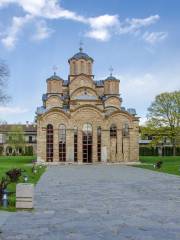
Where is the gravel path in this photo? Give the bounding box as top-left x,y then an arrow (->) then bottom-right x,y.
0,165 -> 180,240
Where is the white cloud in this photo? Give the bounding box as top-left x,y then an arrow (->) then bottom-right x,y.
86,29 -> 110,41
0,0 -> 87,48
0,0 -> 167,46
88,14 -> 119,29
32,20 -> 53,41
86,14 -> 160,42
126,15 -> 160,28
1,14 -> 32,49
119,15 -> 160,34
0,106 -> 28,114
86,15 -> 119,41
143,31 -> 168,44
0,0 -> 86,22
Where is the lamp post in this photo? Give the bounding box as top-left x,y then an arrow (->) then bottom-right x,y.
2,189 -> 8,208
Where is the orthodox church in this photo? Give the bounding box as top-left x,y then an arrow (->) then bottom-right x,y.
36,46 -> 139,163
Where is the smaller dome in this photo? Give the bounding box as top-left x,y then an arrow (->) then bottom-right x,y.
68,47 -> 94,63
46,74 -> 63,82
105,75 -> 119,81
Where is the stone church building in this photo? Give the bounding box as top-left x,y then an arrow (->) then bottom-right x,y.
36,47 -> 139,163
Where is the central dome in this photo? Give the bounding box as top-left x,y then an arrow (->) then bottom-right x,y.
68,47 -> 94,63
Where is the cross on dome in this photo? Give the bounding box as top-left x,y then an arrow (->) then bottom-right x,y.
109,66 -> 114,76
79,40 -> 84,52
53,65 -> 58,76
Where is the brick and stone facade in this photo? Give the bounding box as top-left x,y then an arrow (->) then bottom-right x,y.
36,47 -> 139,163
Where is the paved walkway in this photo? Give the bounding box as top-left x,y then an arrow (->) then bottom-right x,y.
0,165 -> 180,240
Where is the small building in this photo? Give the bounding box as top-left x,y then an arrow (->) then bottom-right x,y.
36,47 -> 139,163
0,123 -> 37,156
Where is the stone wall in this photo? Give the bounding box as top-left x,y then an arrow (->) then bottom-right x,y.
104,96 -> 121,109
104,80 -> 120,95
46,96 -> 63,108
47,80 -> 62,93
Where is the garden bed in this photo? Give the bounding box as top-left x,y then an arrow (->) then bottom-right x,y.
0,156 -> 46,211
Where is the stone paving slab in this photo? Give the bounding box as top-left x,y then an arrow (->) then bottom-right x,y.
0,165 -> 180,240
0,211 -> 12,228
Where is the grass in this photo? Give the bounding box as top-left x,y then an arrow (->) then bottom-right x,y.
134,156 -> 180,176
0,156 -> 46,211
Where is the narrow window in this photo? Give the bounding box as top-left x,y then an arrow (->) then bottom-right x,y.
19,148 -> 22,155
97,127 -> 101,162
88,62 -> 91,75
110,124 -> 117,154
123,123 -> 129,136
74,127 -> 78,162
73,62 -> 77,75
29,136 -> 32,143
59,124 -> 66,162
81,61 -> 85,73
46,124 -> 53,162
110,124 -> 117,137
83,123 -> 93,163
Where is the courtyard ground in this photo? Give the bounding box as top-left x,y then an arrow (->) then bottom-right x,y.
0,165 -> 180,240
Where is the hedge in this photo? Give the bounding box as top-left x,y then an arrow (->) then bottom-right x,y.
140,146 -> 180,156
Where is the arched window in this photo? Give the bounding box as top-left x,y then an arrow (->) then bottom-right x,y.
59,124 -> 66,162
6,146 -> 12,155
110,124 -> 117,137
18,148 -> 22,155
81,61 -> 85,73
123,123 -> 129,136
83,123 -> 92,134
46,124 -> 53,162
83,123 -> 93,163
97,127 -> 101,162
74,127 -> 78,162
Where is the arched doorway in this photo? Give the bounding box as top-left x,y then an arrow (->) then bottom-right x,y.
83,123 -> 92,163
46,124 -> 53,162
59,124 -> 66,162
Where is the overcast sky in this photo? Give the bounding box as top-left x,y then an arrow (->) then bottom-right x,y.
0,0 -> 179,124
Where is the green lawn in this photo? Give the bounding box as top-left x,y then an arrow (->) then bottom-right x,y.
134,156 -> 180,176
0,156 -> 46,211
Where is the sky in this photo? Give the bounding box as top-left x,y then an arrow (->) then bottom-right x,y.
0,0 -> 180,124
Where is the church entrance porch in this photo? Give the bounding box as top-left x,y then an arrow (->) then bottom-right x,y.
43,124 -> 134,163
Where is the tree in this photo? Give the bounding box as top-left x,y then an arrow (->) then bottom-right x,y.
6,126 -> 26,155
0,60 -> 10,105
146,91 -> 180,156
